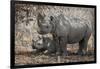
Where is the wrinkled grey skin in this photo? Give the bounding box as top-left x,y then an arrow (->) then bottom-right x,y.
37,13 -> 92,56
32,36 -> 45,52
43,37 -> 56,54
32,36 -> 56,54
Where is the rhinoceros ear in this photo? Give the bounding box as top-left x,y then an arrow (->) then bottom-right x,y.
50,16 -> 54,21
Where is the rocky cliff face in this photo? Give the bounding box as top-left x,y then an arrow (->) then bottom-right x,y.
15,3 -> 95,65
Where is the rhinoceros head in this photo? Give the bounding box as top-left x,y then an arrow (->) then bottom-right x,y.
37,13 -> 54,34
32,35 -> 44,50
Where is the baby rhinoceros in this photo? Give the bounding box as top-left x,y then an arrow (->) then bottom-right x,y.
32,36 -> 56,54
37,13 -> 92,56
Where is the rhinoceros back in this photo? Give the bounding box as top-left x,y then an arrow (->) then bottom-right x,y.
68,19 -> 88,44
55,14 -> 90,44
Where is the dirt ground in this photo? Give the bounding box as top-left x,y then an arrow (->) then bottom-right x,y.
15,45 -> 95,65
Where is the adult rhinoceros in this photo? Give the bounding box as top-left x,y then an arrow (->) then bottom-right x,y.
37,13 -> 92,57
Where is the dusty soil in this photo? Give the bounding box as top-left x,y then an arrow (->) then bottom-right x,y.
15,45 -> 95,65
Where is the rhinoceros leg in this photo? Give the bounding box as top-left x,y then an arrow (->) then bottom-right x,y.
53,37 -> 62,63
54,38 -> 61,63
52,35 -> 61,62
52,34 -> 61,55
78,39 -> 86,55
56,37 -> 67,63
78,35 -> 90,55
60,37 -> 68,56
